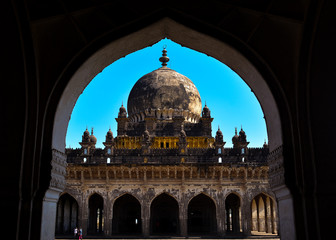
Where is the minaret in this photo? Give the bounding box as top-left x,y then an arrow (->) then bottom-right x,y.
232,126 -> 250,155
115,103 -> 128,136
215,126 -> 226,155
200,102 -> 213,137
103,128 -> 114,155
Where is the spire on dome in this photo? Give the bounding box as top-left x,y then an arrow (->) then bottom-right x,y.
159,46 -> 169,67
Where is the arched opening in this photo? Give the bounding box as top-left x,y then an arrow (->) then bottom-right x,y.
49,18 -> 294,240
150,193 -> 179,236
251,193 -> 277,235
188,194 -> 217,236
55,193 -> 78,235
88,193 -> 104,235
112,194 -> 142,235
225,193 -> 241,234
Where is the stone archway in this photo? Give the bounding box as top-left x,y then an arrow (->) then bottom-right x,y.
188,193 -> 217,236
112,194 -> 142,235
88,193 -> 104,235
46,18 -> 295,240
55,193 -> 78,235
225,193 -> 241,234
150,193 -> 179,236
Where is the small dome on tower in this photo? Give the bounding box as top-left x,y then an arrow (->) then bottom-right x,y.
118,103 -> 127,118
202,102 -> 211,118
90,128 -> 97,144
216,126 -> 224,143
239,127 -> 247,142
82,128 -> 90,142
232,127 -> 239,144
105,128 -> 113,142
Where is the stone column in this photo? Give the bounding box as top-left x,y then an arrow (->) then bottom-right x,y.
268,145 -> 296,239
273,185 -> 296,239
104,194 -> 112,236
81,193 -> 88,236
179,197 -> 188,237
40,149 -> 67,240
241,195 -> 252,236
266,196 -> 273,233
216,194 -> 225,237
141,202 -> 150,237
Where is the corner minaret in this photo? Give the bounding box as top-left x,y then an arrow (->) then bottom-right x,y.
232,126 -> 250,155
200,102 -> 213,137
103,128 -> 114,155
116,103 -> 128,136
215,126 -> 225,155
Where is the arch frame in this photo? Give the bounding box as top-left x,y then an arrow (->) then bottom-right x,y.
45,17 -> 295,240
52,17 -> 282,152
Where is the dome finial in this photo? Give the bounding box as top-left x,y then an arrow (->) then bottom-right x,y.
159,46 -> 169,67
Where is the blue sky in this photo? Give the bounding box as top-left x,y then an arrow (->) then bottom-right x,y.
66,39 -> 267,149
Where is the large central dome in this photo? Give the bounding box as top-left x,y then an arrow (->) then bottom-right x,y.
127,49 -> 202,123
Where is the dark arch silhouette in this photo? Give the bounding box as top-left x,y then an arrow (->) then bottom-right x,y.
88,193 -> 104,235
225,193 -> 241,234
55,193 -> 78,235
188,194 -> 217,236
150,193 -> 179,236
112,194 -> 142,235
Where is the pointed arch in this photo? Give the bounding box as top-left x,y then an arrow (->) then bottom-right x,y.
88,193 -> 104,235
50,17 -> 292,239
188,193 -> 217,236
150,193 -> 179,235
225,193 -> 241,233
55,193 -> 78,235
112,193 -> 142,235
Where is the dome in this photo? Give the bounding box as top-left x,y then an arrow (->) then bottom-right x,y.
127,49 -> 202,123
118,103 -> 127,118
82,128 -> 90,142
105,128 -> 113,142
232,127 -> 239,143
89,128 -> 97,144
202,103 -> 211,118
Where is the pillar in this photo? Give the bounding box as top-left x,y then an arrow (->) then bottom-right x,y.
266,197 -> 273,233
81,194 -> 88,236
141,202 -> 150,237
216,195 -> 225,236
40,149 -> 66,240
104,195 -> 112,236
273,185 -> 295,239
40,188 -> 63,240
241,196 -> 252,235
179,198 -> 188,237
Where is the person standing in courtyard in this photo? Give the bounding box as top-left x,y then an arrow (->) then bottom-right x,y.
79,227 -> 83,239
74,227 -> 78,239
